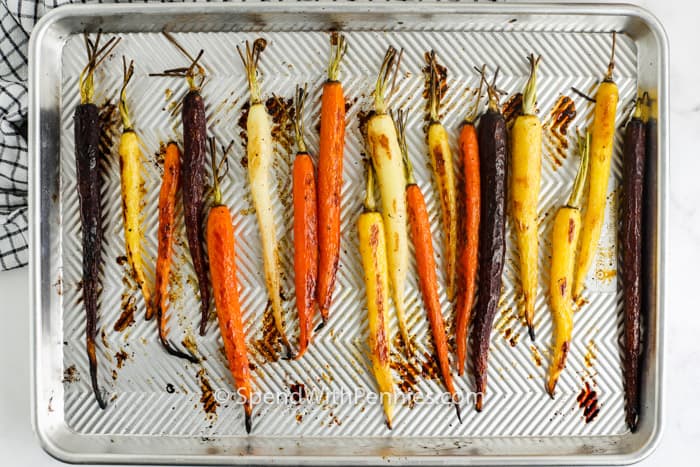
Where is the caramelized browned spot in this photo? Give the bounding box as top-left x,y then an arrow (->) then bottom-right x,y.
577,381 -> 600,423
432,140 -> 446,176
544,95 -> 577,170
62,365 -> 80,383
420,351 -> 439,380
558,341 -> 570,370
114,294 -> 136,332
115,349 -> 129,369
253,302 -> 282,363
370,224 -> 389,365
197,369 -> 219,416
530,345 -> 543,367
568,218 -> 576,243
559,278 -> 567,297
390,353 -> 421,394
265,94 -> 295,155
502,93 -> 523,125
584,340 -> 597,367
550,95 -> 577,135
237,101 -> 251,147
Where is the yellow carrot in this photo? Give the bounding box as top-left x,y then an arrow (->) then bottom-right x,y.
511,54 -> 542,340
425,51 -> 457,299
358,162 -> 395,429
366,46 -> 412,356
573,33 -> 619,299
118,58 -> 153,320
547,132 -> 589,397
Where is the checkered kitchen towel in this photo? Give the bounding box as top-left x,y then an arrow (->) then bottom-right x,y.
0,0 -> 222,271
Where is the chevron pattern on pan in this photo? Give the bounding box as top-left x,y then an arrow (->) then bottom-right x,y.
58,28 -> 635,438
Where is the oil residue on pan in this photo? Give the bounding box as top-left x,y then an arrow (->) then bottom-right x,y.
577,381 -> 600,423
545,95 -> 577,169
503,92 -> 523,126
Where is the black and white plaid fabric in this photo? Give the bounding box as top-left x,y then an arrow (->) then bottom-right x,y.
0,0 -> 212,270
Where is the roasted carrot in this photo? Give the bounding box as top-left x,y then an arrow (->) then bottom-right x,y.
317,33 -> 347,323
395,110 -> 460,422
206,138 -> 254,433
365,46 -> 412,356
117,58 -> 154,321
153,142 -> 198,363
74,32 -> 120,409
471,67 -> 508,412
424,51 -> 458,300
511,54 -> 543,341
238,39 -> 291,355
153,32 -> 211,335
621,97 -> 647,432
573,33 -> 619,299
455,71 -> 484,376
292,85 -> 318,359
547,131 -> 589,397
358,160 -> 395,429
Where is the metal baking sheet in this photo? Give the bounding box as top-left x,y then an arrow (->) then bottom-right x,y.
29,2 -> 667,464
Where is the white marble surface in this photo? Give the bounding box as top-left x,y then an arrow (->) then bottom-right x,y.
0,0 -> 695,464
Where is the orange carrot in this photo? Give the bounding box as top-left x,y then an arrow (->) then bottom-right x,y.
206,138 -> 253,433
153,142 -> 198,363
395,110 -> 461,422
292,86 -> 318,359
455,77 -> 483,376
316,33 -> 347,323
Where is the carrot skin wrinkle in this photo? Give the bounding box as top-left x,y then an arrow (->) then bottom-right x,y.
622,116 -> 646,432
471,109 -> 508,412
456,122 -> 480,376
154,142 -> 198,362
74,103 -> 106,409
293,153 -> 318,358
407,184 -> 460,420
317,81 -> 345,321
182,91 -> 211,336
208,205 -> 254,433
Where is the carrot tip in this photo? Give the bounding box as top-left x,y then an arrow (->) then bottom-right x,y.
160,337 -> 199,364
475,393 -> 483,412
528,324 -> 536,342
546,380 -> 557,399
314,320 -> 327,333
455,402 -> 462,424
94,386 -> 107,410
245,411 -> 252,434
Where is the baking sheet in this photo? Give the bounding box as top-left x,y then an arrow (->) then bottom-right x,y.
30,2 -> 667,464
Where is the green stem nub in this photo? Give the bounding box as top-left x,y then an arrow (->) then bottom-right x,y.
393,109 -> 415,185
162,31 -> 206,92
426,50 -> 443,123
474,65 -> 502,112
568,130 -> 591,210
294,84 -> 308,154
79,32 -> 121,105
374,46 -> 402,115
604,31 -> 617,83
119,57 -> 135,131
465,65 -> 486,124
327,32 -> 347,82
522,54 -> 541,116
237,38 -> 267,105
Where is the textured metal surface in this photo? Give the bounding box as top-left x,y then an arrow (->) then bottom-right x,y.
30,2 -> 668,465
